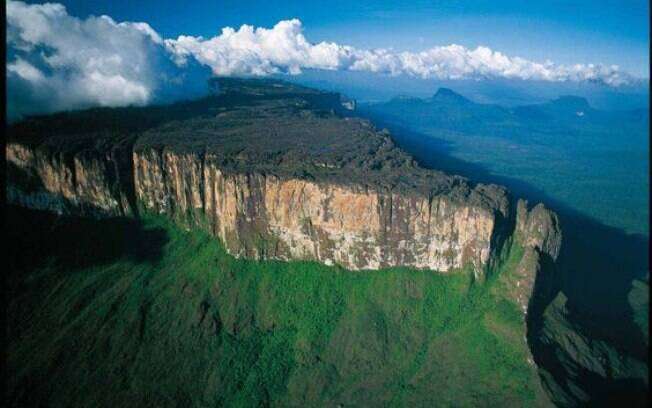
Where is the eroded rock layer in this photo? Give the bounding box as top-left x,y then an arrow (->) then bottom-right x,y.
132,149 -> 504,271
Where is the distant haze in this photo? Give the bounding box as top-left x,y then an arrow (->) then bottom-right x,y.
290,70 -> 650,111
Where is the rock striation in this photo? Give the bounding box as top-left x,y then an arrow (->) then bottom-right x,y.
132,148 -> 507,272
7,135 -> 136,217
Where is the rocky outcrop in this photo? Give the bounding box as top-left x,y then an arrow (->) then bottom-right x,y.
7,141 -> 511,273
534,292 -> 649,406
515,200 -> 562,261
505,199 -> 562,314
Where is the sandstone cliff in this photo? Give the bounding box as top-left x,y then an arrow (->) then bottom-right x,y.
7,135 -> 136,217
132,148 -> 507,272
510,200 -> 562,313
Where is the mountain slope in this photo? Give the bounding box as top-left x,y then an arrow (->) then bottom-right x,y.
7,206 -> 551,407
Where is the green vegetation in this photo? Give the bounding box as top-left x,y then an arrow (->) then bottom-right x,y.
7,207 -> 545,407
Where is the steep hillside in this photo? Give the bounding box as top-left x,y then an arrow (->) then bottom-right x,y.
7,206 -> 551,407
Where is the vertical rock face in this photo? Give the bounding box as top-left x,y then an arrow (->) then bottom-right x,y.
7,142 -> 510,273
7,142 -> 134,217
509,199 -> 563,313
516,200 -> 562,261
132,149 -> 506,272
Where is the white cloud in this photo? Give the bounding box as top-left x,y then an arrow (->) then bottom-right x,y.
6,0 -> 638,120
164,20 -> 634,86
6,0 -> 188,120
7,57 -> 45,83
164,19 -> 354,76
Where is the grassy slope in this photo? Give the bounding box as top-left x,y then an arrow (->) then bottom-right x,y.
7,207 -> 546,407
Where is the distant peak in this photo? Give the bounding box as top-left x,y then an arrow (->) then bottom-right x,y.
431,88 -> 472,104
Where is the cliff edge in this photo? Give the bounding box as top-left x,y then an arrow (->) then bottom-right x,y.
6,78 -> 560,285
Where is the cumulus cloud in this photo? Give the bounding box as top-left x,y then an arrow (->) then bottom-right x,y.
6,0 -> 637,120
6,0 -> 204,120
165,19 -> 633,86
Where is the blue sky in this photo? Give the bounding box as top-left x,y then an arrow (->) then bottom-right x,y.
34,0 -> 650,77
8,0 -> 649,119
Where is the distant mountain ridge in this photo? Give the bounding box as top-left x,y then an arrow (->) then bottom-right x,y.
292,72 -> 649,110
366,87 -> 648,133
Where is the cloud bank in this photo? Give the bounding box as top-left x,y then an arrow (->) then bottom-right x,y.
6,0 -> 210,120
7,0 -> 166,118
164,19 -> 633,87
6,0 -> 638,120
